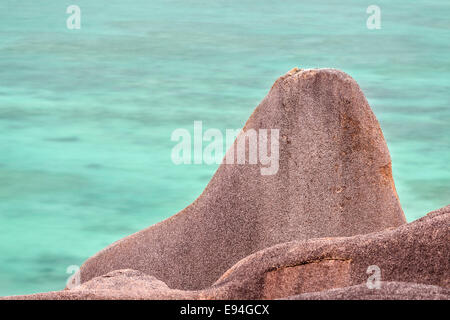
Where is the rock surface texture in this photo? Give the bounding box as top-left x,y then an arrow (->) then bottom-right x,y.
75,68 -> 405,291
3,205 -> 448,300
285,282 -> 450,300
3,68 -> 446,301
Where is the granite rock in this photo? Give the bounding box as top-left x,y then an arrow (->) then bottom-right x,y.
4,205 -> 447,300
209,205 -> 449,299
76,68 -> 406,290
285,282 -> 450,300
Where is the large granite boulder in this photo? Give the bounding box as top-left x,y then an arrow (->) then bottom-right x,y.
285,282 -> 450,300
209,205 -> 449,299
4,205 -> 448,300
76,68 -> 406,290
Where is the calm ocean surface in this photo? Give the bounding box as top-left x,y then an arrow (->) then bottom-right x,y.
0,0 -> 449,296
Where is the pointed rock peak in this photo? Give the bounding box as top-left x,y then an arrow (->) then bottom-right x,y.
77,68 -> 406,290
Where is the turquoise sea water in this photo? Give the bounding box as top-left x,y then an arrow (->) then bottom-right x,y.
0,0 -> 449,296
